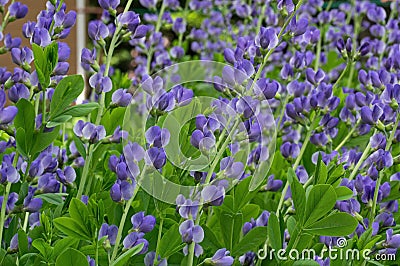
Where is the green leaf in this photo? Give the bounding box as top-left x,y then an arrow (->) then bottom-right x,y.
304,184 -> 337,227
232,226 -> 268,256
287,168 -> 306,223
158,223 -> 183,258
14,99 -> 35,156
47,115 -> 73,127
31,126 -> 61,156
56,248 -> 88,266
267,212 -> 282,251
315,155 -> 328,184
50,75 -> 85,118
32,43 -> 47,88
68,198 -> 92,238
15,128 -> 28,158
17,229 -> 29,256
293,260 -> 320,266
53,217 -> 91,240
35,193 -> 64,205
45,42 -> 58,73
62,103 -> 99,117
202,225 -> 224,251
52,238 -> 79,260
304,213 -> 358,236
32,238 -> 53,259
111,243 -> 144,266
335,186 -> 354,201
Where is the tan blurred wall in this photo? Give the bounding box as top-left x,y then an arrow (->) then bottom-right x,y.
0,0 -> 78,73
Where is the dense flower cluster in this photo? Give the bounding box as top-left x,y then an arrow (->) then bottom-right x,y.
0,0 -> 399,265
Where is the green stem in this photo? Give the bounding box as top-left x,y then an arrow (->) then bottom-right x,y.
0,152 -> 18,245
42,89 -> 46,126
334,119 -> 361,152
369,112 -> 400,224
0,0 -> 14,31
348,129 -> 377,181
154,217 -> 164,265
256,4 -> 268,34
0,182 -> 12,246
110,185 -> 140,262
276,120 -> 315,216
76,144 -> 93,199
95,0 -> 134,125
333,61 -> 352,91
22,212 -> 29,232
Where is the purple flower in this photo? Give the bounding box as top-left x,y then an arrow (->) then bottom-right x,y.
99,223 -> 118,245
81,48 -> 97,70
32,28 -> 52,47
207,248 -> 234,266
4,34 -> 21,50
145,147 -> 166,169
289,17 -> 308,36
0,192 -> 18,213
255,27 -> 278,50
173,18 -> 186,35
54,10 -> 77,29
383,229 -> 400,249
179,220 -> 204,257
11,47 -> 33,66
88,20 -> 109,41
89,73 -> 112,93
176,195 -> 199,219
73,120 -> 106,143
360,105 -> 383,125
220,157 -> 244,179
171,85 -> 193,106
0,164 -> 20,183
264,175 -> 283,192
201,185 -> 225,206
122,232 -> 148,254
98,0 -> 120,10
139,0 -> 158,9
131,212 -> 156,233
111,89 -> 132,107
8,84 -> 30,103
23,187 -> 43,212
367,6 -> 386,23
9,2 -> 28,19
110,180 -> 135,202
370,133 -> 386,150
280,142 -> 300,159
56,166 -> 76,185
144,252 -> 167,266
145,126 -> 170,148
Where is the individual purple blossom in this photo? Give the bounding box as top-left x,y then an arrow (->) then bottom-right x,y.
8,2 -> 28,19
255,27 -> 278,50
8,83 -> 30,103
89,73 -> 112,93
171,85 -> 193,106
145,126 -> 170,148
264,175 -> 283,192
144,251 -> 167,266
4,34 -> 21,50
112,89 -> 132,107
109,126 -> 128,143
32,28 -> 52,47
0,164 -> 20,183
145,147 -> 166,169
176,195 -> 199,219
220,157 -> 244,179
173,18 -> 186,35
88,20 -> 109,41
122,232 -> 148,254
206,248 -> 234,266
110,180 -> 135,202
201,185 -> 225,206
23,187 -> 43,212
73,120 -> 106,143
98,0 -> 120,10
367,6 -> 386,24
81,48 -> 97,70
239,252 -> 256,266
280,142 -> 300,159
289,17 -> 308,36
179,220 -> 204,257
11,47 -> 33,66
360,105 -> 383,125
0,192 -> 18,213
139,0 -> 158,9
54,10 -> 77,30
99,223 -> 118,245
370,133 -> 386,150
55,166 -> 76,185
382,229 -> 400,252
131,212 -> 156,233
38,173 -> 60,193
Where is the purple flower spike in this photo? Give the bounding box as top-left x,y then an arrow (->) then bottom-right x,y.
255,27 -> 278,50
207,248 -> 234,266
131,212 -> 156,233
9,2 -> 28,19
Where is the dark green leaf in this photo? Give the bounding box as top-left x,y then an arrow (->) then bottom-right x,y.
268,212 -> 282,251
52,238 -> 79,260
304,184 -> 336,227
335,186 -> 353,201
15,99 -> 35,156
17,229 -> 29,256
53,217 -> 91,240
304,213 -> 358,236
31,126 -> 61,156
315,155 -> 328,184
232,226 -> 268,256
111,243 -> 144,266
50,75 -> 85,118
62,103 -> 99,117
47,115 -> 73,127
55,248 -> 88,266
287,168 -> 306,223
32,238 -> 53,259
158,223 -> 182,258
35,193 -> 64,205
